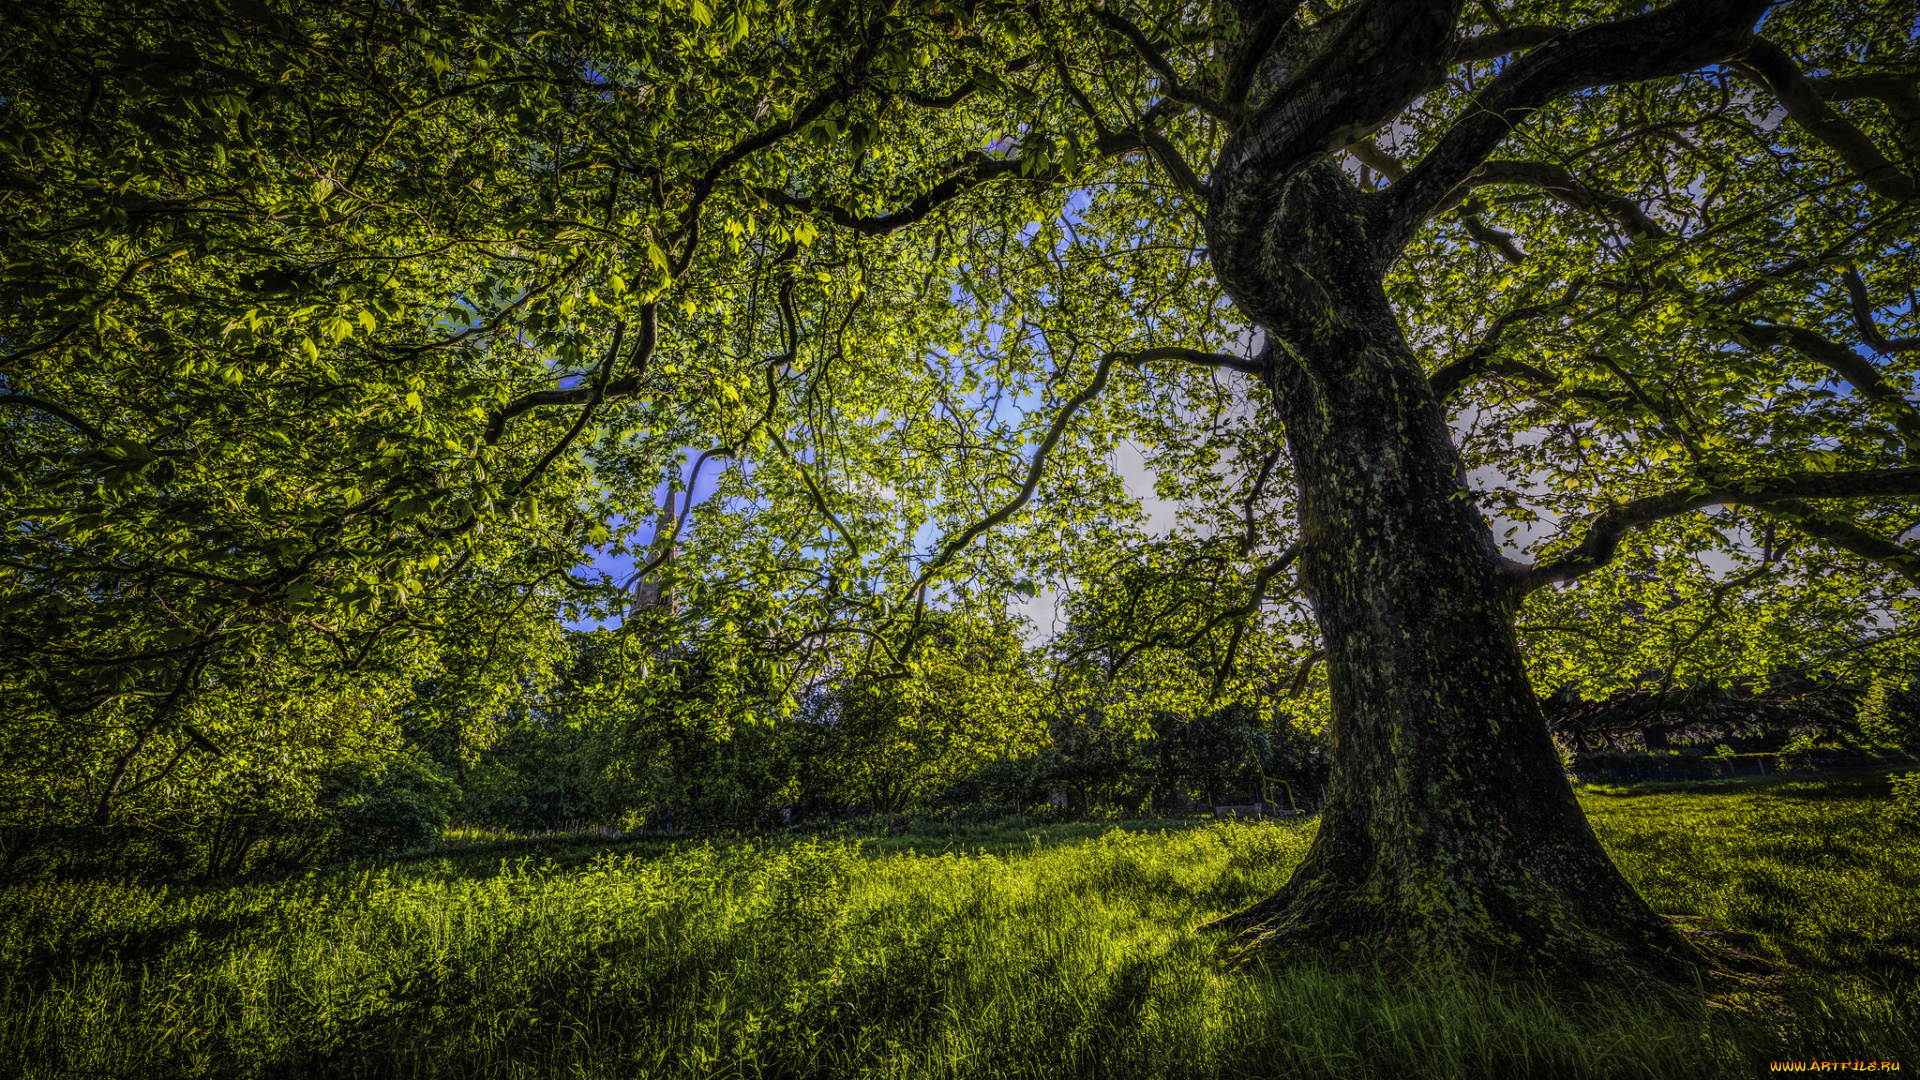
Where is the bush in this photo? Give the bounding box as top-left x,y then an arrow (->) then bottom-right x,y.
317,752 -> 459,859
1889,772 -> 1920,832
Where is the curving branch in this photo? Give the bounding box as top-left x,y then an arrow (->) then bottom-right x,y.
1451,25 -> 1564,64
1137,127 -> 1212,200
622,445 -> 733,592
1220,1 -> 1306,112
759,103 -> 1214,241
1460,208 -> 1526,264
0,394 -> 104,444
769,428 -> 862,556
1088,3 -> 1236,121
679,56 -> 872,239
1379,0 -> 1770,256
1808,72 -> 1920,159
1760,498 -> 1920,585
1518,464 -> 1920,592
484,305 -> 658,446
907,346 -> 1249,593
1347,139 -> 1531,261
1735,39 -> 1916,202
1240,447 -> 1283,553
1436,159 -> 1667,238
1841,267 -> 1920,354
501,316 -> 629,503
1429,288 -> 1581,403
1738,320 -> 1920,454
902,55 -> 1040,110
1209,544 -> 1304,696
1478,360 -> 1631,412
757,152 -> 1049,237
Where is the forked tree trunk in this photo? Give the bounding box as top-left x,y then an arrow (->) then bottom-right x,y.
1206,167 -> 1696,984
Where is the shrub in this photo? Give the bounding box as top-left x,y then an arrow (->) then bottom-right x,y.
317,752 -> 459,859
1889,772 -> 1920,832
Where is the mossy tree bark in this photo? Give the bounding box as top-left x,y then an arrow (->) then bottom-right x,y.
1206,167 -> 1694,981
1194,0 -> 1778,980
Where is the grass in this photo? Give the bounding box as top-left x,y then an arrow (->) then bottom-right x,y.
0,772 -> 1912,1079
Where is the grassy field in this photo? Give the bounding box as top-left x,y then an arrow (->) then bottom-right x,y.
0,772 -> 1913,1079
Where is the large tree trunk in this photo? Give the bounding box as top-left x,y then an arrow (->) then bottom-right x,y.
1206,167 -> 1696,984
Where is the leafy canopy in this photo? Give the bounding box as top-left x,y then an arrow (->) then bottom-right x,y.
4,0 -> 1919,824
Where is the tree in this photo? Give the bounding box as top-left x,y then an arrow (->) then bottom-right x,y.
689,0 -> 1914,984
814,615 -> 1045,812
7,0 -> 1919,985
0,0 -> 819,827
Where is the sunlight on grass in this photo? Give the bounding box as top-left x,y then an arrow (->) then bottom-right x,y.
1,774 -> 1913,1079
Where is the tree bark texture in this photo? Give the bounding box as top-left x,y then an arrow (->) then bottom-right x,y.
1190,0 -> 1776,981
1211,177 -> 1690,981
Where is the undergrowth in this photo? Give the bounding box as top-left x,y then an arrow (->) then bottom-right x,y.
0,772 -> 1912,1079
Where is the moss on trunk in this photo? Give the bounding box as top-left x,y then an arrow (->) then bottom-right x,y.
1205,168 -> 1698,988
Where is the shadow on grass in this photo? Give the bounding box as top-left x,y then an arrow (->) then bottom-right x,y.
9,910 -> 269,985
1577,765 -> 1906,800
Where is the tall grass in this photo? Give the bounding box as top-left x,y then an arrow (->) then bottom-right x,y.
0,772 -> 1912,1079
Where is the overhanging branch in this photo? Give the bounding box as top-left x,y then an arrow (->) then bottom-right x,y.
1738,320 -> 1920,454
1841,267 -> 1920,354
1436,160 -> 1667,238
1451,25 -> 1564,63
1379,0 -> 1770,257
0,394 -> 105,443
907,345 -> 1249,593
1519,465 -> 1920,592
1734,39 -> 1916,202
1088,3 -> 1236,122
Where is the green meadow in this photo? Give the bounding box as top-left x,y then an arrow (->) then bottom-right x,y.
2,771 -> 1913,1080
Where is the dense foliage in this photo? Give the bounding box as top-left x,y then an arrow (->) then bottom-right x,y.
4,0 -> 1919,975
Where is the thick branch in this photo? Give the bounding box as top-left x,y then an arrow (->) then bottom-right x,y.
1761,498 -> 1920,585
1213,0 -> 1462,272
1348,137 -> 1407,182
1841,267 -> 1920,354
1519,465 -> 1920,591
1429,291 -> 1575,402
1738,321 -> 1920,453
1138,128 -> 1212,200
1736,39 -> 1916,202
0,394 -> 105,443
1380,0 -> 1770,255
902,55 -> 1040,110
1451,25 -> 1564,63
1461,209 -> 1526,264
681,66 -> 867,235
501,315 -> 632,503
1220,1 -> 1306,111
757,152 -> 1047,236
484,306 -> 656,445
1240,448 -> 1283,553
762,107 -> 1211,240
1808,73 -> 1920,159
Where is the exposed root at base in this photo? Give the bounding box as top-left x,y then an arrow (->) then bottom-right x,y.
1661,914 -> 1793,1016
1201,905 -> 1796,1018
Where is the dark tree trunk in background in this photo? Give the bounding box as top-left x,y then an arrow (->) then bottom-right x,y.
1204,159 -> 1694,979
